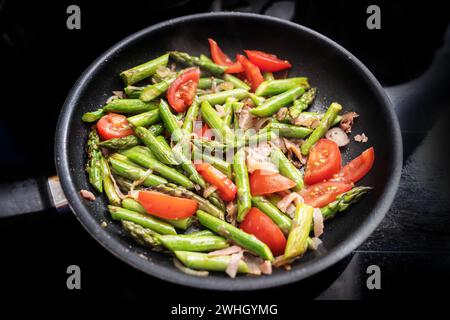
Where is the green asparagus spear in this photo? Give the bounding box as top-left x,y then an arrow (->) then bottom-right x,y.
99,135 -> 140,150
196,210 -> 274,261
248,93 -> 265,106
153,184 -> 225,220
158,99 -> 185,143
100,157 -> 121,206
127,109 -> 160,127
198,77 -> 224,89
121,220 -> 162,249
263,72 -> 275,81
288,87 -> 317,119
198,89 -> 249,106
233,149 -> 252,222
192,148 -> 232,178
134,127 -> 179,165
109,153 -> 168,187
120,146 -> 194,189
139,77 -> 175,102
255,77 -> 309,96
108,205 -> 176,235
82,109 -> 105,122
174,251 -> 249,273
262,122 -> 313,139
121,198 -> 194,230
321,186 -> 372,220
251,196 -> 292,235
200,101 -> 234,142
291,111 -> 342,127
159,235 -> 229,252
170,51 -> 226,76
222,97 -> 235,127
120,53 -> 169,85
284,203 -> 314,260
250,87 -> 305,117
270,146 -> 304,191
124,85 -> 145,99
223,74 -> 251,90
182,100 -> 200,134
184,230 -> 215,237
86,129 -> 103,192
301,102 -> 342,155
103,99 -> 158,114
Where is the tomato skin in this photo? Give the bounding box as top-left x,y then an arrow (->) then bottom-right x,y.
300,181 -> 353,208
138,191 -> 198,219
195,163 -> 237,201
167,68 -> 200,112
249,170 -> 296,196
96,113 -> 134,140
236,54 -> 264,92
208,38 -> 244,73
245,50 -> 292,72
304,139 -> 342,185
240,208 -> 286,256
338,147 -> 375,183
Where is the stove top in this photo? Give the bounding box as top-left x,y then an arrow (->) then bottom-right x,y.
0,0 -> 449,302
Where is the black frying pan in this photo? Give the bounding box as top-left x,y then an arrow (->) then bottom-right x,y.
3,12 -> 403,291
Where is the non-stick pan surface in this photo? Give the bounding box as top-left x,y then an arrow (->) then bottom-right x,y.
55,12 -> 402,290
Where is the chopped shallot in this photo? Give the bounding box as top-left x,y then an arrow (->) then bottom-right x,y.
203,185 -> 218,198
259,260 -> 272,275
238,107 -> 258,130
283,138 -> 303,161
208,245 -> 243,257
340,111 -> 359,133
325,127 -> 350,147
308,237 -> 323,251
354,133 -> 368,143
226,251 -> 243,278
80,189 -> 96,201
277,192 -> 304,213
313,208 -> 324,237
226,201 -> 238,226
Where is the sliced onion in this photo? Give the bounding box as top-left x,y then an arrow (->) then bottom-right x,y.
208,245 -> 243,257
238,108 -> 257,130
226,201 -> 238,226
215,104 -> 226,117
313,208 -> 324,237
173,258 -> 209,277
80,189 -> 96,201
308,237 -> 323,251
255,117 -> 272,132
286,204 -> 296,218
259,260 -> 272,275
325,127 -> 350,147
277,192 -> 304,213
283,138 -> 303,161
203,185 -> 218,198
243,254 -> 262,275
226,251 -> 243,278
247,158 -> 278,174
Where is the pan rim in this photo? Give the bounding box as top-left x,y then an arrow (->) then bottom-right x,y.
55,12 -> 402,291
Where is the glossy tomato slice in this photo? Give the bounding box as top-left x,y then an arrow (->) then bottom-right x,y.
167,68 -> 200,113
138,191 -> 198,219
304,139 -> 342,185
208,38 -> 244,73
300,181 -> 353,208
338,147 -> 375,183
245,50 -> 292,72
240,208 -> 286,256
195,163 -> 237,201
249,170 -> 296,196
236,54 -> 264,92
96,113 -> 134,140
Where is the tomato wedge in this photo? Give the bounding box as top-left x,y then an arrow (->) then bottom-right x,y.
300,181 -> 353,208
338,147 -> 375,183
96,113 -> 134,140
167,68 -> 200,113
304,139 -> 342,185
137,191 -> 198,219
240,208 -> 287,256
208,38 -> 244,73
195,162 -> 237,201
245,50 -> 292,72
249,170 -> 296,196
236,54 -> 264,92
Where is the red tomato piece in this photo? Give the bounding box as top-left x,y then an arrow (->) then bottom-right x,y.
300,181 -> 353,208
338,147 -> 375,183
236,54 -> 264,92
96,113 -> 134,140
167,68 -> 200,112
195,162 -> 237,201
208,38 -> 244,73
304,139 -> 342,185
138,191 -> 198,219
240,208 -> 286,256
245,50 -> 292,72
249,170 -> 296,196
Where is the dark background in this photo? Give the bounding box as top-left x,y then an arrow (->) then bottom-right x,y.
0,0 -> 449,307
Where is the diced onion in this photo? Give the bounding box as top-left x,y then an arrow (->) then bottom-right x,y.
325,127 -> 350,147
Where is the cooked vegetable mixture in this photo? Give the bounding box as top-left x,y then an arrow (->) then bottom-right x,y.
81,39 -> 375,278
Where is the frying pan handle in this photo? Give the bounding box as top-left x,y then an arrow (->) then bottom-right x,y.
0,176 -> 68,218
